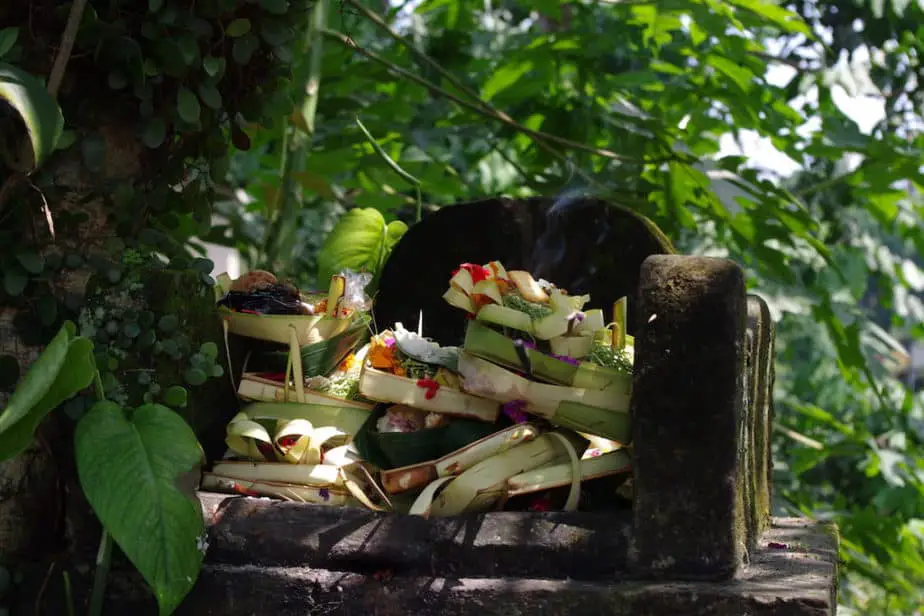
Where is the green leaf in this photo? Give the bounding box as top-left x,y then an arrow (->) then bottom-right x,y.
36,294 -> 57,327
232,34 -> 259,65
0,28 -> 18,59
199,342 -> 218,360
317,208 -> 405,286
0,322 -> 95,461
707,54 -> 754,92
197,83 -> 222,110
226,18 -> 252,37
0,62 -> 65,170
3,268 -> 27,296
202,56 -> 225,79
164,385 -> 188,408
176,87 -> 200,124
481,61 -> 534,101
75,402 -> 204,616
158,314 -> 179,333
15,250 -> 44,274
260,0 -> 289,14
184,368 -> 207,386
80,134 -> 107,173
142,118 -> 166,149
384,220 -> 408,253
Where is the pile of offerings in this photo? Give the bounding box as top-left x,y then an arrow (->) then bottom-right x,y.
202,262 -> 634,516
203,269 -> 391,509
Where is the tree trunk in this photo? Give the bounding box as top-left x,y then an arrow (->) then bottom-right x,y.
0,120 -> 142,562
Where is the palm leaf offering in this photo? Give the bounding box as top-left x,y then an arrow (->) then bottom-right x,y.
204,261 -> 634,516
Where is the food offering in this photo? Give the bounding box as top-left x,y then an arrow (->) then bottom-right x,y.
202,262 -> 634,517
357,324 -> 500,422
443,262 -> 634,443
216,269 -> 371,346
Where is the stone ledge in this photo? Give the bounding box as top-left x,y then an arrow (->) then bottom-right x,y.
200,492 -> 633,579
176,517 -> 836,616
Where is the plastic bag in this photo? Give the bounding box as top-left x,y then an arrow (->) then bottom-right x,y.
339,270 -> 373,313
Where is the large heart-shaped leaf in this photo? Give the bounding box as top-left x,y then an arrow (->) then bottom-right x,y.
0,62 -> 65,170
317,207 -> 408,288
75,402 -> 204,616
0,321 -> 95,461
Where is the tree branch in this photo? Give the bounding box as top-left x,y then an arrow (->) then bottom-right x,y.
324,29 -> 661,164
47,0 -> 88,97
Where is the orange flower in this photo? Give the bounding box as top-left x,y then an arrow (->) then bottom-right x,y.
338,353 -> 357,373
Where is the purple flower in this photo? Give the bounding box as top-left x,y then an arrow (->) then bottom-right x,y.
502,399 -> 529,424
551,353 -> 581,366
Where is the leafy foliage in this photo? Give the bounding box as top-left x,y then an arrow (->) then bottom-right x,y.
0,321 -> 93,460
0,61 -> 63,170
75,401 -> 204,616
0,0 -> 921,613
213,1 -> 924,612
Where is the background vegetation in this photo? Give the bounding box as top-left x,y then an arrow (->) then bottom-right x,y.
1,0 -> 923,613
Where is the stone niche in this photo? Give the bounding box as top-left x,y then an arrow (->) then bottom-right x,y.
21,197 -> 840,615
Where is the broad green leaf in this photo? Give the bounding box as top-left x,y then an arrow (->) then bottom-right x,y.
0,28 -> 18,58
0,322 -> 95,461
75,402 -> 204,616
317,208 -> 404,286
482,61 -> 533,101
384,219 -> 408,253
0,62 -> 64,170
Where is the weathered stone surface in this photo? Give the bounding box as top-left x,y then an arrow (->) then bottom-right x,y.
12,515 -> 837,616
202,494 -> 632,579
630,255 -> 748,580
374,196 -> 673,345
171,518 -> 836,616
747,294 -> 774,539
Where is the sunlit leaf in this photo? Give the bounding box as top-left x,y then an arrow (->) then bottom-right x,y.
0,63 -> 64,170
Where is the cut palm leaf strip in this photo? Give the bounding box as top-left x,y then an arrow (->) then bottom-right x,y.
409,430 -> 587,517
380,423 -> 540,494
457,352 -> 631,442
463,320 -> 632,390
218,306 -> 353,346
237,373 -> 374,410
240,402 -> 372,437
506,449 -> 631,497
358,362 -> 500,422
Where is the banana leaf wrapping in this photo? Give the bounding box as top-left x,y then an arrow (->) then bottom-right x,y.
246,314 -> 371,378
464,320 -> 632,390
352,403 -> 503,470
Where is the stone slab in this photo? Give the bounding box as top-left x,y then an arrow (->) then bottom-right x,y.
747,294 -> 774,539
202,494 -> 633,579
630,255 -> 749,580
11,517 -> 836,616
173,518 -> 836,616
